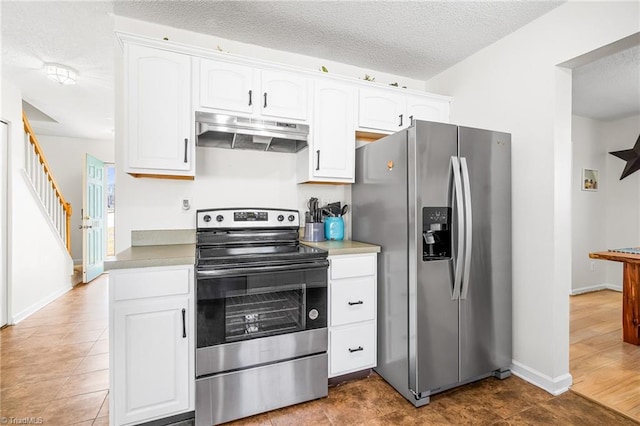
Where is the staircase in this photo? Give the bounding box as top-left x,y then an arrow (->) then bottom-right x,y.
22,112 -> 73,254
9,112 -> 75,323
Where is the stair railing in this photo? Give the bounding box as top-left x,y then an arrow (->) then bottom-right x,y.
22,112 -> 73,255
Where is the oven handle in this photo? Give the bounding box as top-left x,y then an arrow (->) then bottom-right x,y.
196,259 -> 329,278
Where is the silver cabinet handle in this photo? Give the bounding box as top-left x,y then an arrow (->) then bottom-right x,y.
181,308 -> 186,338
316,150 -> 320,171
348,301 -> 363,306
348,346 -> 364,353
248,90 -> 252,106
451,156 -> 464,300
399,114 -> 403,127
263,92 -> 268,108
183,138 -> 188,163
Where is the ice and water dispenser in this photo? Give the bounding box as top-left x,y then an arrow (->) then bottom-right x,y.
422,207 -> 451,261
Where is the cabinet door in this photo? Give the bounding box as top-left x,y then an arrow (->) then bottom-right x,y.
311,80 -> 355,180
329,322 -> 376,377
199,60 -> 255,114
406,95 -> 450,125
358,88 -> 406,132
260,70 -> 308,121
113,297 -> 190,425
126,44 -> 192,174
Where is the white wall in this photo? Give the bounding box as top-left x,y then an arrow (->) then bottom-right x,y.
424,2 -> 639,394
113,16 -> 423,252
571,114 -> 640,293
1,121 -> 7,326
2,79 -> 73,323
571,115 -> 608,292
603,114 -> 640,286
38,135 -> 114,263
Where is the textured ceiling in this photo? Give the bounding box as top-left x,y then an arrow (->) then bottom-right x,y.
112,0 -> 564,81
1,0 -> 638,141
572,45 -> 640,121
2,1 -> 115,140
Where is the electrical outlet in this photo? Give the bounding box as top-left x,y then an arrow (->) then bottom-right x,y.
590,261 -> 595,271
181,198 -> 191,211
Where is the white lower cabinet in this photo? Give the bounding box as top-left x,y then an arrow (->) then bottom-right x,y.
110,265 -> 194,426
328,253 -> 377,378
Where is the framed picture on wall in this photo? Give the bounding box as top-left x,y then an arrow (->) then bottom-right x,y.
582,168 -> 599,191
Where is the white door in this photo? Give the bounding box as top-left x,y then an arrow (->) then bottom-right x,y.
260,70 -> 308,121
113,297 -> 190,425
126,44 -> 192,174
82,154 -> 105,283
199,59 -> 255,114
358,88 -> 406,132
312,80 -> 355,180
0,121 -> 7,326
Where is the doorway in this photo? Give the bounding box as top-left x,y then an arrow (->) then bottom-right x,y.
106,163 -> 115,257
567,35 -> 640,421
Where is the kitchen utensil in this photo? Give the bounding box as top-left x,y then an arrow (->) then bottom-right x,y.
340,204 -> 349,216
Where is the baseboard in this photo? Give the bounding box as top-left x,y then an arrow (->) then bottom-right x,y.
11,284 -> 72,324
510,360 -> 573,396
571,283 -> 622,295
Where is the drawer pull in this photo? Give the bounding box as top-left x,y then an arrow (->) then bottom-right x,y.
348,346 -> 364,353
348,300 -> 364,306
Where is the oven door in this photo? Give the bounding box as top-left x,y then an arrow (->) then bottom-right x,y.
196,259 -> 328,377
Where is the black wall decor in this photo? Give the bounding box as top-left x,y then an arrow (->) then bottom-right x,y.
609,133 -> 640,180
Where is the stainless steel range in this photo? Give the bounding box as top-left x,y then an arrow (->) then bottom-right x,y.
194,208 -> 329,426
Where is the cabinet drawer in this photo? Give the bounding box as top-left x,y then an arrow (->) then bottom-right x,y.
113,266 -> 192,301
331,277 -> 375,326
330,323 -> 376,376
330,255 -> 376,280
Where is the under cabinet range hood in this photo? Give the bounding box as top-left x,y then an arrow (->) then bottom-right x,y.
195,112 -> 309,153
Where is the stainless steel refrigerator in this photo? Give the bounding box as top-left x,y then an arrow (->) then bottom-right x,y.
352,120 -> 512,406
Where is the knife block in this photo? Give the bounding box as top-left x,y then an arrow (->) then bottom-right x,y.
303,223 -> 325,242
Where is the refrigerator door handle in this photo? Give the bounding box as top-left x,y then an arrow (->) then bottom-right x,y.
460,157 -> 473,300
451,156 -> 464,300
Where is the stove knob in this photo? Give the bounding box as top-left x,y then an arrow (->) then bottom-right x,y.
203,214 -> 211,223
216,215 -> 224,222
277,215 -> 284,222
288,215 -> 295,222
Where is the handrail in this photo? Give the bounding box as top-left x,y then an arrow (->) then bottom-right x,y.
22,112 -> 73,254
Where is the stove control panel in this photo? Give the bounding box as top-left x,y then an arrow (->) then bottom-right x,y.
197,208 -> 300,229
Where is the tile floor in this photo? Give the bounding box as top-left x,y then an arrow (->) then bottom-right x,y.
0,274 -> 109,425
1,274 -> 638,425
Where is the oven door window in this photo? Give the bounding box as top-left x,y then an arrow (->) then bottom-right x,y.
197,267 -> 327,348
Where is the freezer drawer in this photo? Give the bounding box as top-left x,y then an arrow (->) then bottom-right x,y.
329,322 -> 376,377
330,277 -> 376,326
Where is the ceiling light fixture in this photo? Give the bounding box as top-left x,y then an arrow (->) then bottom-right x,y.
45,63 -> 77,85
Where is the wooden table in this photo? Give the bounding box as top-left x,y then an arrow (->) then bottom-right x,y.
589,251 -> 640,345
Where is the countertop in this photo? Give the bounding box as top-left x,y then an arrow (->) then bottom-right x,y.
301,240 -> 380,256
589,251 -> 640,265
104,243 -> 196,271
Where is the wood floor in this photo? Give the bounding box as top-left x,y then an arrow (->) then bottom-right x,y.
570,290 -> 640,422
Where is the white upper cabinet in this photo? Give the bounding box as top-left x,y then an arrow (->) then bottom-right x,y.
196,59 -> 309,122
358,88 -> 406,132
358,87 -> 451,133
260,70 -> 309,121
125,44 -> 194,178
298,80 -> 355,183
406,94 -> 450,125
198,61 -> 255,114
